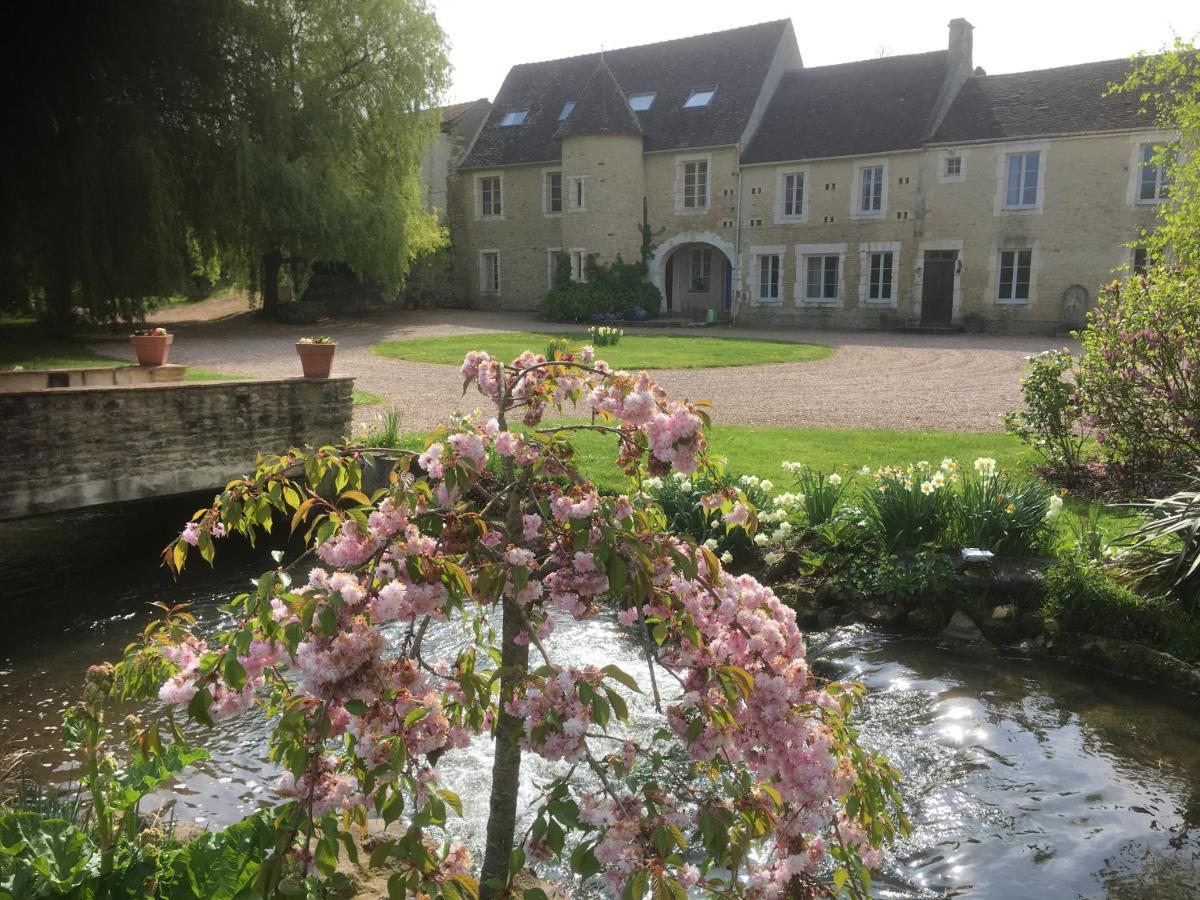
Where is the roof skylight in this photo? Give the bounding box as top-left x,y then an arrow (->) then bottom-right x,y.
558,101 -> 575,121
683,87 -> 716,108
628,92 -> 656,112
499,109 -> 528,127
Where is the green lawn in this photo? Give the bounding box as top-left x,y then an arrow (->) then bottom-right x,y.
353,389 -> 385,406
0,319 -> 242,381
372,332 -> 833,369
388,422 -> 1138,551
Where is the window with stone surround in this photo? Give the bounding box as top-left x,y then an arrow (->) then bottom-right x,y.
569,249 -> 587,282
545,171 -> 562,214
1138,144 -> 1171,202
479,176 -> 502,218
782,172 -> 804,218
1004,152 -> 1040,208
479,252 -> 500,294
868,251 -> 894,301
568,176 -> 586,212
804,255 -> 839,302
859,165 -> 884,213
757,254 -> 780,301
944,156 -> 962,177
997,249 -> 1033,302
684,160 -> 708,209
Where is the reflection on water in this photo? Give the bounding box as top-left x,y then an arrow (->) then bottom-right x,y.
2,498 -> 1198,897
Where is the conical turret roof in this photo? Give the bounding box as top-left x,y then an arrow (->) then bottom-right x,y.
555,56 -> 643,139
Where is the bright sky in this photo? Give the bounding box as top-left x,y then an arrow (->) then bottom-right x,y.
430,0 -> 1200,104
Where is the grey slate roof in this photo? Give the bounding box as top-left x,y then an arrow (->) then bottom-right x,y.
932,59 -> 1146,143
556,58 -> 642,139
740,51 -> 951,164
461,20 -> 790,169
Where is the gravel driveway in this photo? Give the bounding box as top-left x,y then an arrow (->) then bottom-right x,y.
97,303 -> 1068,434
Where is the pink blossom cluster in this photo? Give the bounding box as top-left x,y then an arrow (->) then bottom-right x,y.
544,549 -> 609,618
658,569 -> 856,844
157,633 -> 281,721
277,755 -> 365,817
316,520 -> 379,568
578,791 -> 693,896
295,618 -> 387,700
507,666 -> 606,761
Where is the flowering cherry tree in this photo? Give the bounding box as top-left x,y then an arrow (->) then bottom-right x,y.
117,346 -> 905,898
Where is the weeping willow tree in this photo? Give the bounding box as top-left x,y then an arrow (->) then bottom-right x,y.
0,2 -> 235,330
189,0 -> 449,315
0,0 -> 449,330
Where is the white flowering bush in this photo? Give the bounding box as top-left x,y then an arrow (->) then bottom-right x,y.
94,346 -> 905,898
587,325 -> 624,347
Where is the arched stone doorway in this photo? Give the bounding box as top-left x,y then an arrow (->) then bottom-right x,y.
649,231 -> 738,318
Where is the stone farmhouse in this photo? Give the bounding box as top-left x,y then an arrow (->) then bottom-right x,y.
447,18 -> 1171,333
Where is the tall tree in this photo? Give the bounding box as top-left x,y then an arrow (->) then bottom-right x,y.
1113,40 -> 1200,269
192,0 -> 449,315
1,1 -> 235,330
0,0 -> 449,330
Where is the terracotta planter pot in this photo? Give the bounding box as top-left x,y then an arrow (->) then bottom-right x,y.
130,333 -> 173,366
296,342 -> 336,378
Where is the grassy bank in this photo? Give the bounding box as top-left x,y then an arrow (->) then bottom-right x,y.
372,332 -> 833,369
383,422 -> 1134,550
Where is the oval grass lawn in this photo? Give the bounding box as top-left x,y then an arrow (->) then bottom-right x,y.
372,331 -> 832,369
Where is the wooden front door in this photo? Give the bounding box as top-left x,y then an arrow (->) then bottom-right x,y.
921,250 -> 957,325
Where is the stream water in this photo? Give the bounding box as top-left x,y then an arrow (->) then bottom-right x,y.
1,497 -> 1198,898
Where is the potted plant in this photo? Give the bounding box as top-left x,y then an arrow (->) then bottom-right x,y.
295,336 -> 336,378
129,327 -> 173,366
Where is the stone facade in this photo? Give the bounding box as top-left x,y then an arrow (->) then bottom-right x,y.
0,377 -> 353,520
452,19 -> 1168,333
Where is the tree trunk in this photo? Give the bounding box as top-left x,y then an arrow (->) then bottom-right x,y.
45,251 -> 74,335
261,247 -> 283,316
479,595 -> 530,897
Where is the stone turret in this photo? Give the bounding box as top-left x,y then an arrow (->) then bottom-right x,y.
556,57 -> 646,268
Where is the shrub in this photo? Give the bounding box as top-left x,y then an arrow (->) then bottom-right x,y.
952,467 -> 1056,555
1117,475 -> 1200,612
781,463 -> 850,527
1076,270 -> 1200,485
540,253 -> 662,322
642,470 -> 773,567
1002,349 -> 1090,476
588,325 -> 623,346
1042,557 -> 1200,664
862,460 -> 956,550
826,548 -> 954,606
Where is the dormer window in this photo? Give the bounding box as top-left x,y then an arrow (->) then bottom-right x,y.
558,101 -> 575,121
683,87 -> 716,108
499,109 -> 528,127
628,92 -> 656,112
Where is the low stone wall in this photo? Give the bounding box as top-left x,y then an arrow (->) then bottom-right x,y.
0,363 -> 187,392
0,377 -> 353,520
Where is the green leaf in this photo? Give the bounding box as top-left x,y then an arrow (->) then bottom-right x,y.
602,664 -> 642,693
509,845 -> 525,875
222,654 -> 247,692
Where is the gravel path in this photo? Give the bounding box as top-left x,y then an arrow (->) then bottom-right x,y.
99,302 -> 1069,434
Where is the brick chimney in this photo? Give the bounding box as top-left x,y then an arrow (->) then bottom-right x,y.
926,17 -> 975,138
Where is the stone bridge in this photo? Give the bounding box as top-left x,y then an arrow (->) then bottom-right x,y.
0,374 -> 354,520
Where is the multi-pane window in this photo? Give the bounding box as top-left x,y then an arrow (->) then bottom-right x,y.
868,252 -> 894,301
758,255 -> 780,301
944,156 -> 962,177
1138,144 -> 1170,202
1132,247 -> 1149,275
782,172 -> 804,217
545,171 -> 562,214
998,249 -> 1033,301
683,161 -> 708,209
1004,152 -> 1040,208
690,248 -> 712,292
805,255 -> 839,301
860,166 -> 884,213
480,176 -> 502,217
480,252 -> 500,294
